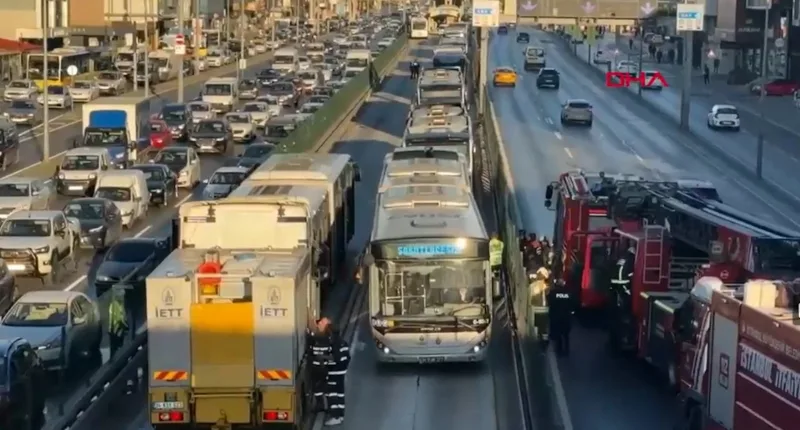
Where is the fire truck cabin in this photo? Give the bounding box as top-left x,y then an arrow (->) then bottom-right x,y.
679,277 -> 800,430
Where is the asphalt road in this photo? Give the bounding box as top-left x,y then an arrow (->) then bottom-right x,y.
36,46 -> 306,425
73,39 -> 525,430
489,27 -> 800,430
570,37 -> 800,204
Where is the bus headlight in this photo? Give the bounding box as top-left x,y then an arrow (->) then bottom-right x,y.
471,318 -> 488,325
371,318 -> 389,328
473,345 -> 481,353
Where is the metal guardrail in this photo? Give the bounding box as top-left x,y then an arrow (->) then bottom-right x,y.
42,36 -> 412,430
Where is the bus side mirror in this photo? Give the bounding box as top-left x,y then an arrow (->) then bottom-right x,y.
352,163 -> 361,181
544,200 -> 552,209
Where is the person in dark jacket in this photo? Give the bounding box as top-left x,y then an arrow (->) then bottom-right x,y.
308,321 -> 332,412
313,317 -> 350,426
547,280 -> 576,356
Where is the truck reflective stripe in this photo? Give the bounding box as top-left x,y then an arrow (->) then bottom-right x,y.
256,369 -> 293,380
153,370 -> 189,381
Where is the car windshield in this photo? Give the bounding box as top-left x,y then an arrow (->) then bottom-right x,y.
95,187 -> 131,202
98,72 -> 117,80
155,150 -> 188,165
300,104 -> 320,113
717,107 -> 738,115
540,69 -> 558,76
150,122 -> 166,132
266,124 -> 292,137
204,84 -> 232,95
163,108 -> 186,121
309,96 -> 328,104
133,167 -> 164,181
3,301 -> 68,326
61,155 -> 99,170
189,103 -> 210,112
194,121 -> 225,133
209,171 -> 246,185
243,145 -> 273,158
344,69 -> 359,78
267,83 -> 294,93
64,201 -> 104,219
227,114 -> 250,123
107,241 -> 154,263
568,101 -> 591,109
47,86 -> 65,95
0,219 -> 50,237
243,104 -> 266,113
0,183 -> 30,197
10,100 -> 35,109
72,81 -> 92,89
9,81 -> 28,89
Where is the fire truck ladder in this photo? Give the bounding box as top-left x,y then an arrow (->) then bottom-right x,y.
642,222 -> 665,285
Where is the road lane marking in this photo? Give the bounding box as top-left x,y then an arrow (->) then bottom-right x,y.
564,147 -> 573,158
554,132 -> 563,140
545,117 -> 553,125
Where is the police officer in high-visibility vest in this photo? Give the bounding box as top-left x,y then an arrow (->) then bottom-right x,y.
108,287 -> 129,357
489,233 -> 504,278
308,317 -> 350,426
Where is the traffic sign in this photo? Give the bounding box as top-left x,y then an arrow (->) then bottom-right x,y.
239,59 -> 247,70
175,34 -> 186,55
775,38 -> 785,48
676,4 -> 704,32
66,65 -> 78,77
472,0 -> 500,28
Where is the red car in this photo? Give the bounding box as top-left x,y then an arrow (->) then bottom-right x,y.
149,120 -> 173,149
763,79 -> 800,96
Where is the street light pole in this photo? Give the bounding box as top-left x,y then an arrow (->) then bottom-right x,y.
756,4 -> 770,179
178,0 -> 185,103
238,0 -> 245,81
144,0 -> 151,96
42,1 -> 50,160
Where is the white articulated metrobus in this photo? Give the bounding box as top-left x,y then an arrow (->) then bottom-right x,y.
410,17 -> 430,39
366,173 -> 491,364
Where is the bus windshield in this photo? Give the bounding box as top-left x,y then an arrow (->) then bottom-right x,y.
27,56 -> 59,80
375,259 -> 486,316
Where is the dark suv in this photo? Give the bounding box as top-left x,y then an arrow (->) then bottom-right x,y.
536,68 -> 560,89
0,338 -> 45,430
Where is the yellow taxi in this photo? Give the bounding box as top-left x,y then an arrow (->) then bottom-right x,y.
493,67 -> 517,87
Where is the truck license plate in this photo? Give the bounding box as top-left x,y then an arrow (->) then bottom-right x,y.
153,401 -> 184,410
68,186 -> 83,191
7,264 -> 25,271
418,357 -> 445,364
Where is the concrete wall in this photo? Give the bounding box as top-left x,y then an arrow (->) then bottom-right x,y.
70,0 -> 105,26
106,0 -> 160,23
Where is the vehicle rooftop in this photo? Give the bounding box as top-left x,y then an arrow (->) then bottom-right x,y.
149,247 -> 308,279
407,115 -> 469,134
249,153 -> 351,182
214,166 -> 251,174
18,290 -> 82,303
6,210 -> 62,220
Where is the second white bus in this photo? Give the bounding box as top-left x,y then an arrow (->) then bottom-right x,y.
410,17 -> 429,39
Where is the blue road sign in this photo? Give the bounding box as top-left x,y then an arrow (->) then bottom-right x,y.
474,7 -> 493,14
677,11 -> 699,18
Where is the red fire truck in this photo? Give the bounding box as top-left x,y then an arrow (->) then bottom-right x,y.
543,171 -> 720,310
544,171 -> 800,390
676,277 -> 800,430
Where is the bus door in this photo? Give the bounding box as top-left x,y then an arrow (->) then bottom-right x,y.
580,234 -> 619,308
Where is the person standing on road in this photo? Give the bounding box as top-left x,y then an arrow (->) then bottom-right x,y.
321,318 -> 350,426
547,279 -> 575,356
703,64 -> 710,85
308,320 -> 332,413
108,288 -> 129,357
713,57 -> 720,74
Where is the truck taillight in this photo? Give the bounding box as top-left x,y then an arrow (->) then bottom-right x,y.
263,411 -> 289,421
158,411 -> 185,422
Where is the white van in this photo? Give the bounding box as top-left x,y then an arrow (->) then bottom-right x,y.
93,170 -> 150,228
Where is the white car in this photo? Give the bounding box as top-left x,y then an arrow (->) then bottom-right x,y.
254,43 -> 267,54
225,112 -> 256,142
298,56 -> 311,71
187,101 -> 216,123
151,146 -> 201,189
206,54 -> 224,67
69,80 -> 100,102
707,104 -> 741,131
241,102 -> 271,127
3,80 -> 38,101
593,50 -> 612,65
377,37 -> 395,48
95,71 -> 127,95
194,58 -> 208,72
615,61 -> 638,74
36,85 -> 73,109
256,96 -> 283,117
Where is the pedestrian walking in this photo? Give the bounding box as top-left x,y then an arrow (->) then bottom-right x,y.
703,65 -> 710,85
628,38 -> 634,51
108,288 -> 129,357
656,50 -> 662,64
713,57 -> 720,74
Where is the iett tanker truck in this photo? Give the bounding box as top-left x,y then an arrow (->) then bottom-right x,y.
146,183 -> 334,429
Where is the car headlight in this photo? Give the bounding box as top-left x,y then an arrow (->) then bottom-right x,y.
33,245 -> 49,254
58,173 -> 65,179
122,210 -> 133,217
88,173 -> 97,179
151,188 -> 164,193
179,170 -> 188,177
96,275 -> 111,282
216,137 -> 226,141
41,335 -> 62,349
190,137 -> 197,141
115,152 -> 124,159
472,318 -> 489,325
89,226 -> 105,233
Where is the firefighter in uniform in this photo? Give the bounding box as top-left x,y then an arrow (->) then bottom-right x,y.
547,280 -> 575,356
611,247 -> 636,297
309,318 -> 351,426
108,287 -> 128,357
